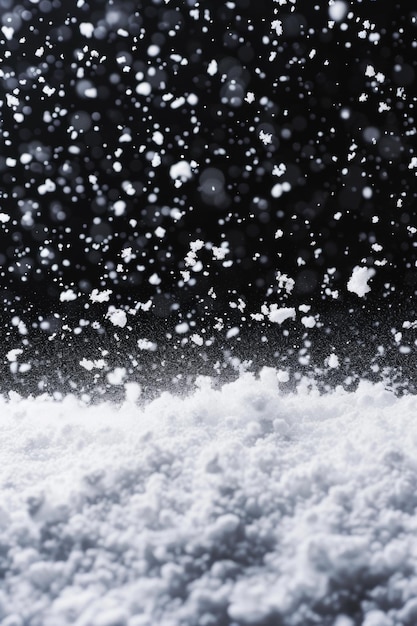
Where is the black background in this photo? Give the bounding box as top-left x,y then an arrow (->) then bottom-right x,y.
1,0 -> 417,398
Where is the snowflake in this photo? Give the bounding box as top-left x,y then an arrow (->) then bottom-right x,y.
259,130 -> 273,145
271,20 -> 283,36
272,163 -> 286,177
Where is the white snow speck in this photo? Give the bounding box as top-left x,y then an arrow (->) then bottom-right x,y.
38,179 -> 56,195
328,1 -> 348,22
1,26 -> 14,40
272,163 -> 286,177
207,60 -> 218,76
154,226 -> 166,238
191,333 -> 204,346
152,130 -> 164,145
6,94 -> 19,108
112,200 -> 126,216
170,96 -> 186,109
327,353 -> 340,369
271,181 -> 291,198
271,19 -> 283,35
79,358 -> 107,371
59,289 -> 78,302
90,289 -> 113,303
226,326 -> 240,339
79,22 -> 94,37
169,160 -> 193,182
107,308 -> 127,328
6,348 -> 23,362
347,266 -> 376,297
301,315 -> 316,328
136,82 -> 152,96
378,102 -> 391,112
152,153 -> 161,167
85,86 -> 97,98
212,244 -> 229,260
147,44 -> 160,57
276,272 -> 295,294
149,273 -> 161,285
261,305 -> 296,324
175,322 -> 189,334
107,367 -> 126,385
119,132 -> 132,143
137,338 -> 157,351
259,130 -> 273,145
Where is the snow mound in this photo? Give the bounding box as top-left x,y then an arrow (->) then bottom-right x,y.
1,371 -> 416,625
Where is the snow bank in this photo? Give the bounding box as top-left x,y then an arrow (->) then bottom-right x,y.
1,372 -> 416,625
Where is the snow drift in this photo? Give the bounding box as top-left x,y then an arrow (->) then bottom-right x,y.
1,371 -> 416,626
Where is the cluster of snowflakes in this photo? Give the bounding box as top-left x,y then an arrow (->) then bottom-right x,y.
1,0 -> 417,390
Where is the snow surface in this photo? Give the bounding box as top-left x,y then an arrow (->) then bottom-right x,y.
1,371 -> 417,625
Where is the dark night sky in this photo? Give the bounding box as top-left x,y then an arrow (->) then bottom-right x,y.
1,0 -> 417,398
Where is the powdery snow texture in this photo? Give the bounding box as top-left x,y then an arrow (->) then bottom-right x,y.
1,373 -> 416,625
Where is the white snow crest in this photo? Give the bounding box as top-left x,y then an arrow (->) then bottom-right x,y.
1,375 -> 416,625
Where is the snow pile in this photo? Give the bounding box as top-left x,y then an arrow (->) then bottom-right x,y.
1,372 -> 417,625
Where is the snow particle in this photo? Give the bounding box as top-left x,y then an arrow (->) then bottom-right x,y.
107,308 -> 127,328
347,266 -> 376,298
328,1 -> 348,22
